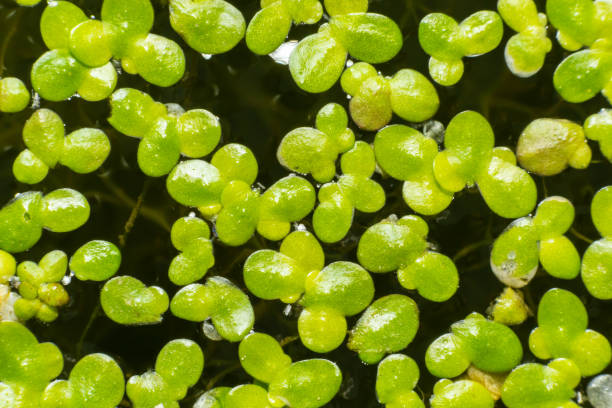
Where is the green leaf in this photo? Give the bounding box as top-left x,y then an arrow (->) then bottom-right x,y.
246,2 -> 292,55
108,88 -> 167,138
124,34 -> 186,87
22,109 -> 65,168
31,50 -> 86,102
357,217 -> 428,273
69,20 -> 113,67
0,77 -> 30,113
13,150 -> 49,185
517,118 -> 591,176
70,240 -> 121,282
156,339 -> 204,399
582,238 -> 612,300
348,294 -> 420,364
39,188 -> 90,233
169,0 -> 246,54
101,276 -> 169,325
225,384 -> 271,408
289,30 -> 347,93
238,333 -> 292,384
397,252 -> 458,302
431,379 -> 494,408
376,354 -> 423,407
257,176 -> 316,241
553,50 -> 612,103
211,143 -> 259,185
501,360 -> 579,408
177,109 -> 221,158
40,1 -> 87,50
268,359 -> 342,408
166,160 -> 225,209
60,128 -> 111,174
0,192 -> 43,253
137,117 -> 182,177
101,0 -> 154,50
330,13 -> 403,63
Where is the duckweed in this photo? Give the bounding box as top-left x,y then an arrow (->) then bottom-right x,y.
358,215 -> 458,302
529,288 -> 612,376
1,1 -> 612,407
418,11 -> 504,85
341,63 -> 439,131
0,77 -> 30,113
289,2 -> 402,92
581,186 -> 612,299
425,312 -> 523,378
13,109 -> 110,184
491,196 -> 581,287
13,250 -> 69,322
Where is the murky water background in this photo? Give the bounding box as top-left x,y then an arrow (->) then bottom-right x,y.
0,0 -> 610,406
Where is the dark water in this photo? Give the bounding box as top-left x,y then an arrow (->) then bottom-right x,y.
0,0 -> 610,406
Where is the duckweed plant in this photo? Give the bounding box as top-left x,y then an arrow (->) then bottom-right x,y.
1,0 -> 612,407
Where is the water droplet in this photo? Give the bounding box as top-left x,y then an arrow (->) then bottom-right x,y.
588,375 -> 612,408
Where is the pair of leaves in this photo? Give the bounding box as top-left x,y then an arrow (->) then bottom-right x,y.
498,0 -> 552,77
341,63 -> 440,131
127,339 -> 204,408
277,103 -> 354,183
313,141 -> 385,243
547,0 -> 612,103
425,312 -> 523,378
238,332 -> 342,408
433,110 -> 537,218
516,118 -> 591,176
108,88 -> 222,177
376,354 -> 424,408
0,189 -> 90,253
501,359 -> 581,408
168,216 -> 214,285
298,261 -> 375,352
529,288 -> 612,376
13,109 -> 110,184
374,125 -> 453,216
418,11 -> 504,85
289,9 -> 403,92
491,196 -> 581,287
357,215 -> 459,302
170,276 -> 254,342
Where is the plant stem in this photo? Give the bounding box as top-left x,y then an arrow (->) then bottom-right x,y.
0,8 -> 22,75
453,240 -> 492,262
75,302 -> 100,357
570,228 -> 594,244
118,179 -> 151,247
206,363 -> 241,390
